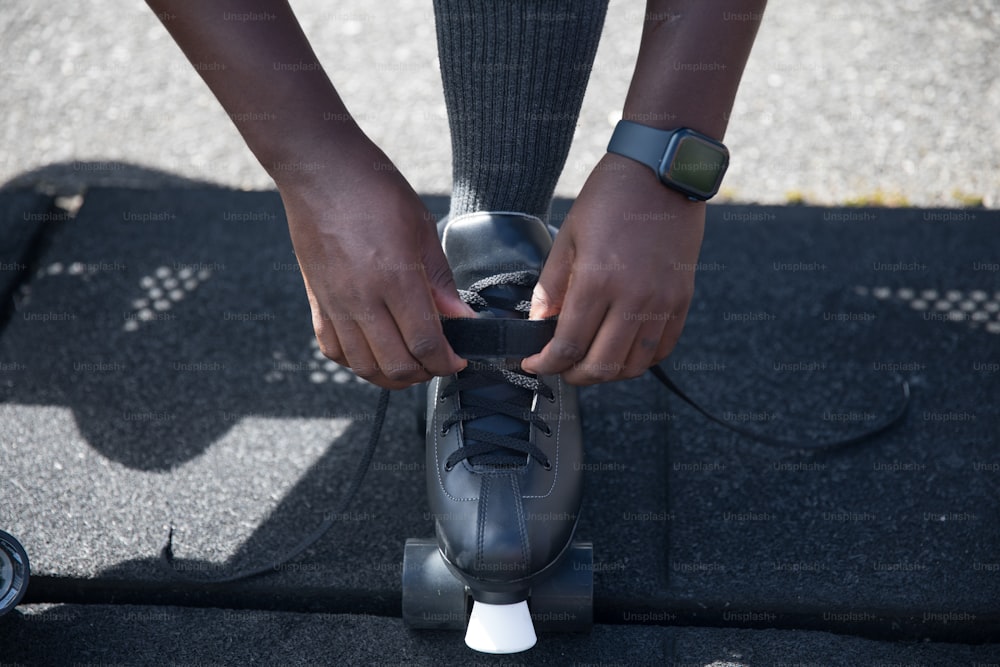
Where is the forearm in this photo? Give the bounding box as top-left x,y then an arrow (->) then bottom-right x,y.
146,0 -> 363,188
623,0 -> 767,139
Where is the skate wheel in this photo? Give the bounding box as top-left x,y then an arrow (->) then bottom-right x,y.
0,530 -> 30,617
465,600 -> 537,654
402,538 -> 467,630
529,541 -> 593,632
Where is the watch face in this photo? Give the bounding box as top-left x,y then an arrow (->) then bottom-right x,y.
661,130 -> 729,200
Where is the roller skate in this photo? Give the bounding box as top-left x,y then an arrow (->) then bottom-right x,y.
402,212 -> 592,653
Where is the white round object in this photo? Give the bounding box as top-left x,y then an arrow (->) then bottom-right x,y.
464,600 -> 537,654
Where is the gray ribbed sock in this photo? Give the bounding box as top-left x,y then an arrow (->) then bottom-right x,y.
433,0 -> 609,222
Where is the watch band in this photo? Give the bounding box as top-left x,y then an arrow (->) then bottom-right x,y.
607,120 -> 676,174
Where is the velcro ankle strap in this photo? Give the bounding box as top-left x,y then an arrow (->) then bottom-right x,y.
441,317 -> 556,358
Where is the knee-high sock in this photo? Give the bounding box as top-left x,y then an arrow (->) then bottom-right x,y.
433,0 -> 609,222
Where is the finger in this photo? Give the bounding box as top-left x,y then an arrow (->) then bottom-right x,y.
312,312 -> 346,366
653,317 -> 685,365
560,304 -> 642,385
651,292 -> 693,364
621,318 -> 667,379
522,279 -> 608,376
304,279 -> 348,366
327,315 -> 393,387
421,241 -> 476,320
383,278 -> 467,377
354,303 -> 437,388
528,234 -> 574,320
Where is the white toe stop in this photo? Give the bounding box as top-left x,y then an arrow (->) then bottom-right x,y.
464,600 -> 537,654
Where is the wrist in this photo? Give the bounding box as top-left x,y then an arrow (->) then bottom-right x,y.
264,124 -> 378,192
598,153 -> 707,210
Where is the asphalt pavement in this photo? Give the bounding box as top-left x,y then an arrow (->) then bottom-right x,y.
1,187 -> 997,664
1,0 -> 998,206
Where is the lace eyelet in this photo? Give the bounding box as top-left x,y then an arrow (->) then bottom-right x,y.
444,462 -> 454,472
440,425 -> 450,436
542,460 -> 552,471
545,392 -> 556,403
541,424 -> 552,437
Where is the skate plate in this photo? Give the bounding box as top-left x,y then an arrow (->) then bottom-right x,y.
401,538 -> 593,636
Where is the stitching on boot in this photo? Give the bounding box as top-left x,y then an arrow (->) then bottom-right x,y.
510,473 -> 530,573
476,474 -> 491,572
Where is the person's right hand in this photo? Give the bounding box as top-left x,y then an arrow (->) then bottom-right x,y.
277,137 -> 474,390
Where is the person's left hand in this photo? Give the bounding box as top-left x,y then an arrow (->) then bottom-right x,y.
521,152 -> 706,385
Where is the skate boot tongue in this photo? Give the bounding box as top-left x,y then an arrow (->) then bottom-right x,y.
440,213 -> 554,470
443,212 -> 552,318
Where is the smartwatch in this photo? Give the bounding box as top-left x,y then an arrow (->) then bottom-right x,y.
607,120 -> 729,201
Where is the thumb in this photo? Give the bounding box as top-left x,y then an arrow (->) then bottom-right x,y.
422,242 -> 476,319
522,241 -> 573,374
529,238 -> 574,320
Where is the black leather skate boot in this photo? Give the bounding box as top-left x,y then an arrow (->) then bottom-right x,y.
423,211 -> 585,652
